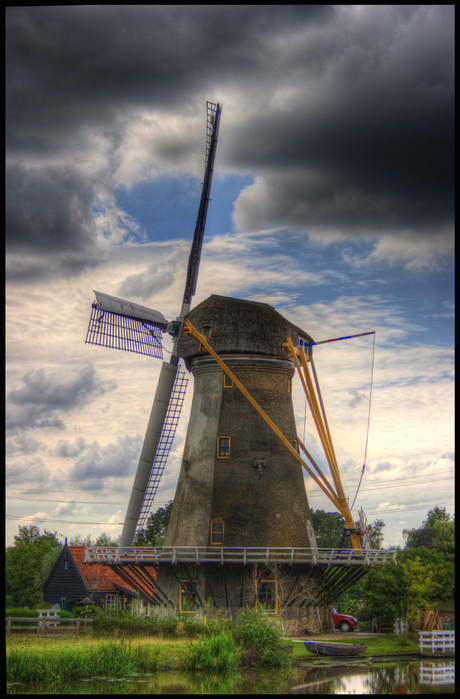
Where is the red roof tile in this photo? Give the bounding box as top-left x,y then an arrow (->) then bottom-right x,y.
69,546 -> 156,601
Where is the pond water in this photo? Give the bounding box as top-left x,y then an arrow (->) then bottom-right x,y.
7,658 -> 455,694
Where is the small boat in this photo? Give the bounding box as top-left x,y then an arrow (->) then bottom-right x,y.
302,640 -> 368,657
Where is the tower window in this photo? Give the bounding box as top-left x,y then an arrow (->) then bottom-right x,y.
217,436 -> 230,458
179,580 -> 198,613
210,521 -> 224,545
256,580 -> 278,614
199,326 -> 212,351
223,373 -> 233,387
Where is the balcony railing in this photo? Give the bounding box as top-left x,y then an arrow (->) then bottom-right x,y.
84,546 -> 396,567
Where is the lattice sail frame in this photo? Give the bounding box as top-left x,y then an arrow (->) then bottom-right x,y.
85,304 -> 163,358
134,364 -> 189,539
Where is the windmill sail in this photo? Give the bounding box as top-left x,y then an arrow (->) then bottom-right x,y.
85,290 -> 169,358
117,102 -> 222,546
182,101 -> 222,311
119,361 -> 179,547
133,364 -> 188,540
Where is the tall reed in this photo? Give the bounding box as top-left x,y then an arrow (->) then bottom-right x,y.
180,630 -> 240,672
6,640 -> 159,682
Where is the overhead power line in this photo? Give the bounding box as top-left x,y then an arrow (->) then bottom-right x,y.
5,515 -> 122,526
6,473 -> 454,506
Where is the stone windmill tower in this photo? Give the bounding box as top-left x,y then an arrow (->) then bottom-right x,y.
153,295 -> 322,620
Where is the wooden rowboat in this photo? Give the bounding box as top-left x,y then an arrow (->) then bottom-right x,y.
300,640 -> 368,657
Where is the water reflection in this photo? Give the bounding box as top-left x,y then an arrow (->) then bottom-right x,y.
7,659 -> 455,694
290,659 -> 455,694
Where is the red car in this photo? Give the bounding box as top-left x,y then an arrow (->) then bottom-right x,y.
329,605 -> 358,632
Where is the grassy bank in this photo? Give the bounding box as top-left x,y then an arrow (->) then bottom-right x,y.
6,608 -> 291,681
6,632 -> 420,683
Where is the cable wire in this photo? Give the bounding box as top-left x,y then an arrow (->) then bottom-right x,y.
350,331 -> 375,510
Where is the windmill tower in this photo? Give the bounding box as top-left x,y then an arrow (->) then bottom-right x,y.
84,102 -> 392,632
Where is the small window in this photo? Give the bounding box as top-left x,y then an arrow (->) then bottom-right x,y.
179,580 -> 198,613
257,580 -> 278,614
217,436 -> 231,458
199,326 -> 212,352
210,521 -> 224,545
223,374 -> 233,387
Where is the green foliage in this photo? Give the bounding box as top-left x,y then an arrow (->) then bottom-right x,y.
90,608 -> 203,638
335,592 -> 357,616
71,604 -> 101,619
6,608 -> 74,619
310,509 -> 345,548
68,531 -> 120,546
399,555 -> 433,625
232,606 -> 290,668
358,546 -> 454,622
425,506 -> 453,527
403,506 -> 455,561
181,631 -> 239,672
32,546 -> 62,605
368,519 -> 385,549
135,501 -> 173,547
5,525 -> 62,608
310,509 -> 385,549
95,531 -> 121,546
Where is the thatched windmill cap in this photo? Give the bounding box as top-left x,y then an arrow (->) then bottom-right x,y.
178,295 -> 313,367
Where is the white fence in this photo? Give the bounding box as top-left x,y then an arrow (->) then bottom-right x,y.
419,630 -> 455,655
6,617 -> 93,637
84,545 -> 396,567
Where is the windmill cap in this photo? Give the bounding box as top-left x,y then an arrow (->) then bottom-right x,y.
177,295 -> 313,367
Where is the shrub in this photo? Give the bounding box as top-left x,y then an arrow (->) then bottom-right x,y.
232,607 -> 290,668
90,608 -> 204,638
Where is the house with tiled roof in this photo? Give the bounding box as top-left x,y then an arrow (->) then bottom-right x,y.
43,544 -> 157,613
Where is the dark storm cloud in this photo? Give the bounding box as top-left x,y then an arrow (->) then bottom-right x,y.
6,5 -> 330,153
6,162 -> 99,251
7,364 -> 117,432
6,5 -> 454,269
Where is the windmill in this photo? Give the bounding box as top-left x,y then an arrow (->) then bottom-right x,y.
85,102 -> 394,630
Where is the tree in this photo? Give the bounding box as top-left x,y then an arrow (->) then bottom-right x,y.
33,546 -> 62,605
95,532 -> 120,546
69,532 -> 120,546
310,509 -> 385,549
359,546 -> 454,623
69,533 -> 93,546
135,501 -> 173,546
368,519 -> 385,549
403,506 -> 455,562
6,525 -> 62,608
400,555 -> 434,632
310,509 -> 345,548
